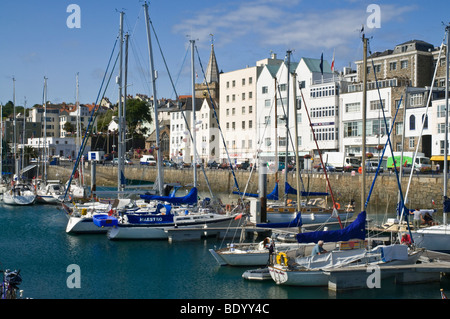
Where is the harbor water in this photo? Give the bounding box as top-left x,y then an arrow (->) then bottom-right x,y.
1,200 -> 450,301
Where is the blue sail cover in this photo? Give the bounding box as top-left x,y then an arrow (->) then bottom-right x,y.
285,182 -> 329,197
256,212 -> 302,228
232,182 -> 278,200
267,182 -> 279,200
296,211 -> 366,243
140,187 -> 198,205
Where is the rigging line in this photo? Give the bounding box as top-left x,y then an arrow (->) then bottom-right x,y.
275,81 -> 307,194
365,94 -> 402,209
149,18 -> 179,99
194,45 -> 241,193
368,43 -> 414,240
403,41 -> 444,210
129,37 -> 151,94
172,46 -> 190,99
63,41 -> 119,201
299,86 -> 343,229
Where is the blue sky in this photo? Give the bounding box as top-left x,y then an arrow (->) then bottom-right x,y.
0,0 -> 449,107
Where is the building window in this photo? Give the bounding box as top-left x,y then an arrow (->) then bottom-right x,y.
440,140 -> 448,155
422,114 -> 428,129
395,122 -> 403,135
410,94 -> 423,107
389,62 -> 397,70
242,106 -> 245,114
345,102 -> 360,113
370,99 -> 385,111
409,137 -> 414,148
265,99 -> 271,107
242,121 -> 245,129
438,105 -> 446,117
249,120 -> 252,129
249,77 -> 253,84
262,86 -> 268,94
438,123 -> 445,134
401,60 -> 408,69
249,105 -> 253,113
409,115 -> 415,130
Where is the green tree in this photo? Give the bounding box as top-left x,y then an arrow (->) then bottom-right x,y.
126,98 -> 152,135
63,122 -> 76,134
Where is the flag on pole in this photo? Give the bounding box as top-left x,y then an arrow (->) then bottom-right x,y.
331,49 -> 335,72
319,52 -> 323,75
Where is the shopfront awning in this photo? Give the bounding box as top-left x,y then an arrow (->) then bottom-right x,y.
430,156 -> 450,161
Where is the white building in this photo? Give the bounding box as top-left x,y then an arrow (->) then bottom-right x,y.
220,53 -> 285,165
26,136 -> 88,159
340,84 -> 393,157
294,57 -> 340,155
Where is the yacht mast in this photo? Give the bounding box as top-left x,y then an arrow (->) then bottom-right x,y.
191,39 -> 197,187
144,2 -> 163,195
444,24 -> 449,224
284,50 -> 291,204
361,34 -> 368,209
117,11 -> 124,196
43,77 -> 48,184
13,77 -> 17,180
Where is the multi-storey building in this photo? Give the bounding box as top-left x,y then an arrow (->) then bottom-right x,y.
220,53 -> 284,165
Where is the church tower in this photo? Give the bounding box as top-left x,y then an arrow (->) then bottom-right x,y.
195,35 -> 220,99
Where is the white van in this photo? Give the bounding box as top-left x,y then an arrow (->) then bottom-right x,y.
140,155 -> 156,166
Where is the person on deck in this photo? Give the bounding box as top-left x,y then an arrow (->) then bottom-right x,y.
311,240 -> 327,256
422,211 -> 438,226
410,208 -> 422,229
401,233 -> 412,246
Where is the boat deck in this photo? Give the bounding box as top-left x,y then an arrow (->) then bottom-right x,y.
324,249 -> 450,291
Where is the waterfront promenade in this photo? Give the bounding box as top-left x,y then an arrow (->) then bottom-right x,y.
48,164 -> 445,212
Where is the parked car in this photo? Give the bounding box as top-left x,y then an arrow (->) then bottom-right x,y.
218,162 -> 230,169
163,160 -> 177,168
140,155 -> 156,166
315,163 -> 336,172
365,161 -> 383,173
236,161 -> 250,170
113,158 -> 133,165
207,160 -> 219,169
391,163 -> 412,174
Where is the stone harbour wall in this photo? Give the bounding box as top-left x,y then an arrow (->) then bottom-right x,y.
48,165 -> 445,212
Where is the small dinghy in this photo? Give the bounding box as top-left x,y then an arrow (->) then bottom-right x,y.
242,268 -> 271,281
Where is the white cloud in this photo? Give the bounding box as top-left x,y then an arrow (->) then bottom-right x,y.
173,2 -> 418,68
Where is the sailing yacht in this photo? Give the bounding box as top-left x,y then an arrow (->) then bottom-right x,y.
95,6 -> 247,240
268,212 -> 423,286
36,180 -> 65,204
270,34 -> 424,287
3,179 -> 36,206
410,27 -> 450,252
3,79 -> 36,206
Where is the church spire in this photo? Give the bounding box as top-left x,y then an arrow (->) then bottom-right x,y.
204,34 -> 219,84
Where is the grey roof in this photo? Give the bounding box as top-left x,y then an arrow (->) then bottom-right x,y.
302,57 -> 332,74
204,44 -> 220,84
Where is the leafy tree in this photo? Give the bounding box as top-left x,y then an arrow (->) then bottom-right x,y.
63,122 -> 76,134
125,98 -> 152,135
